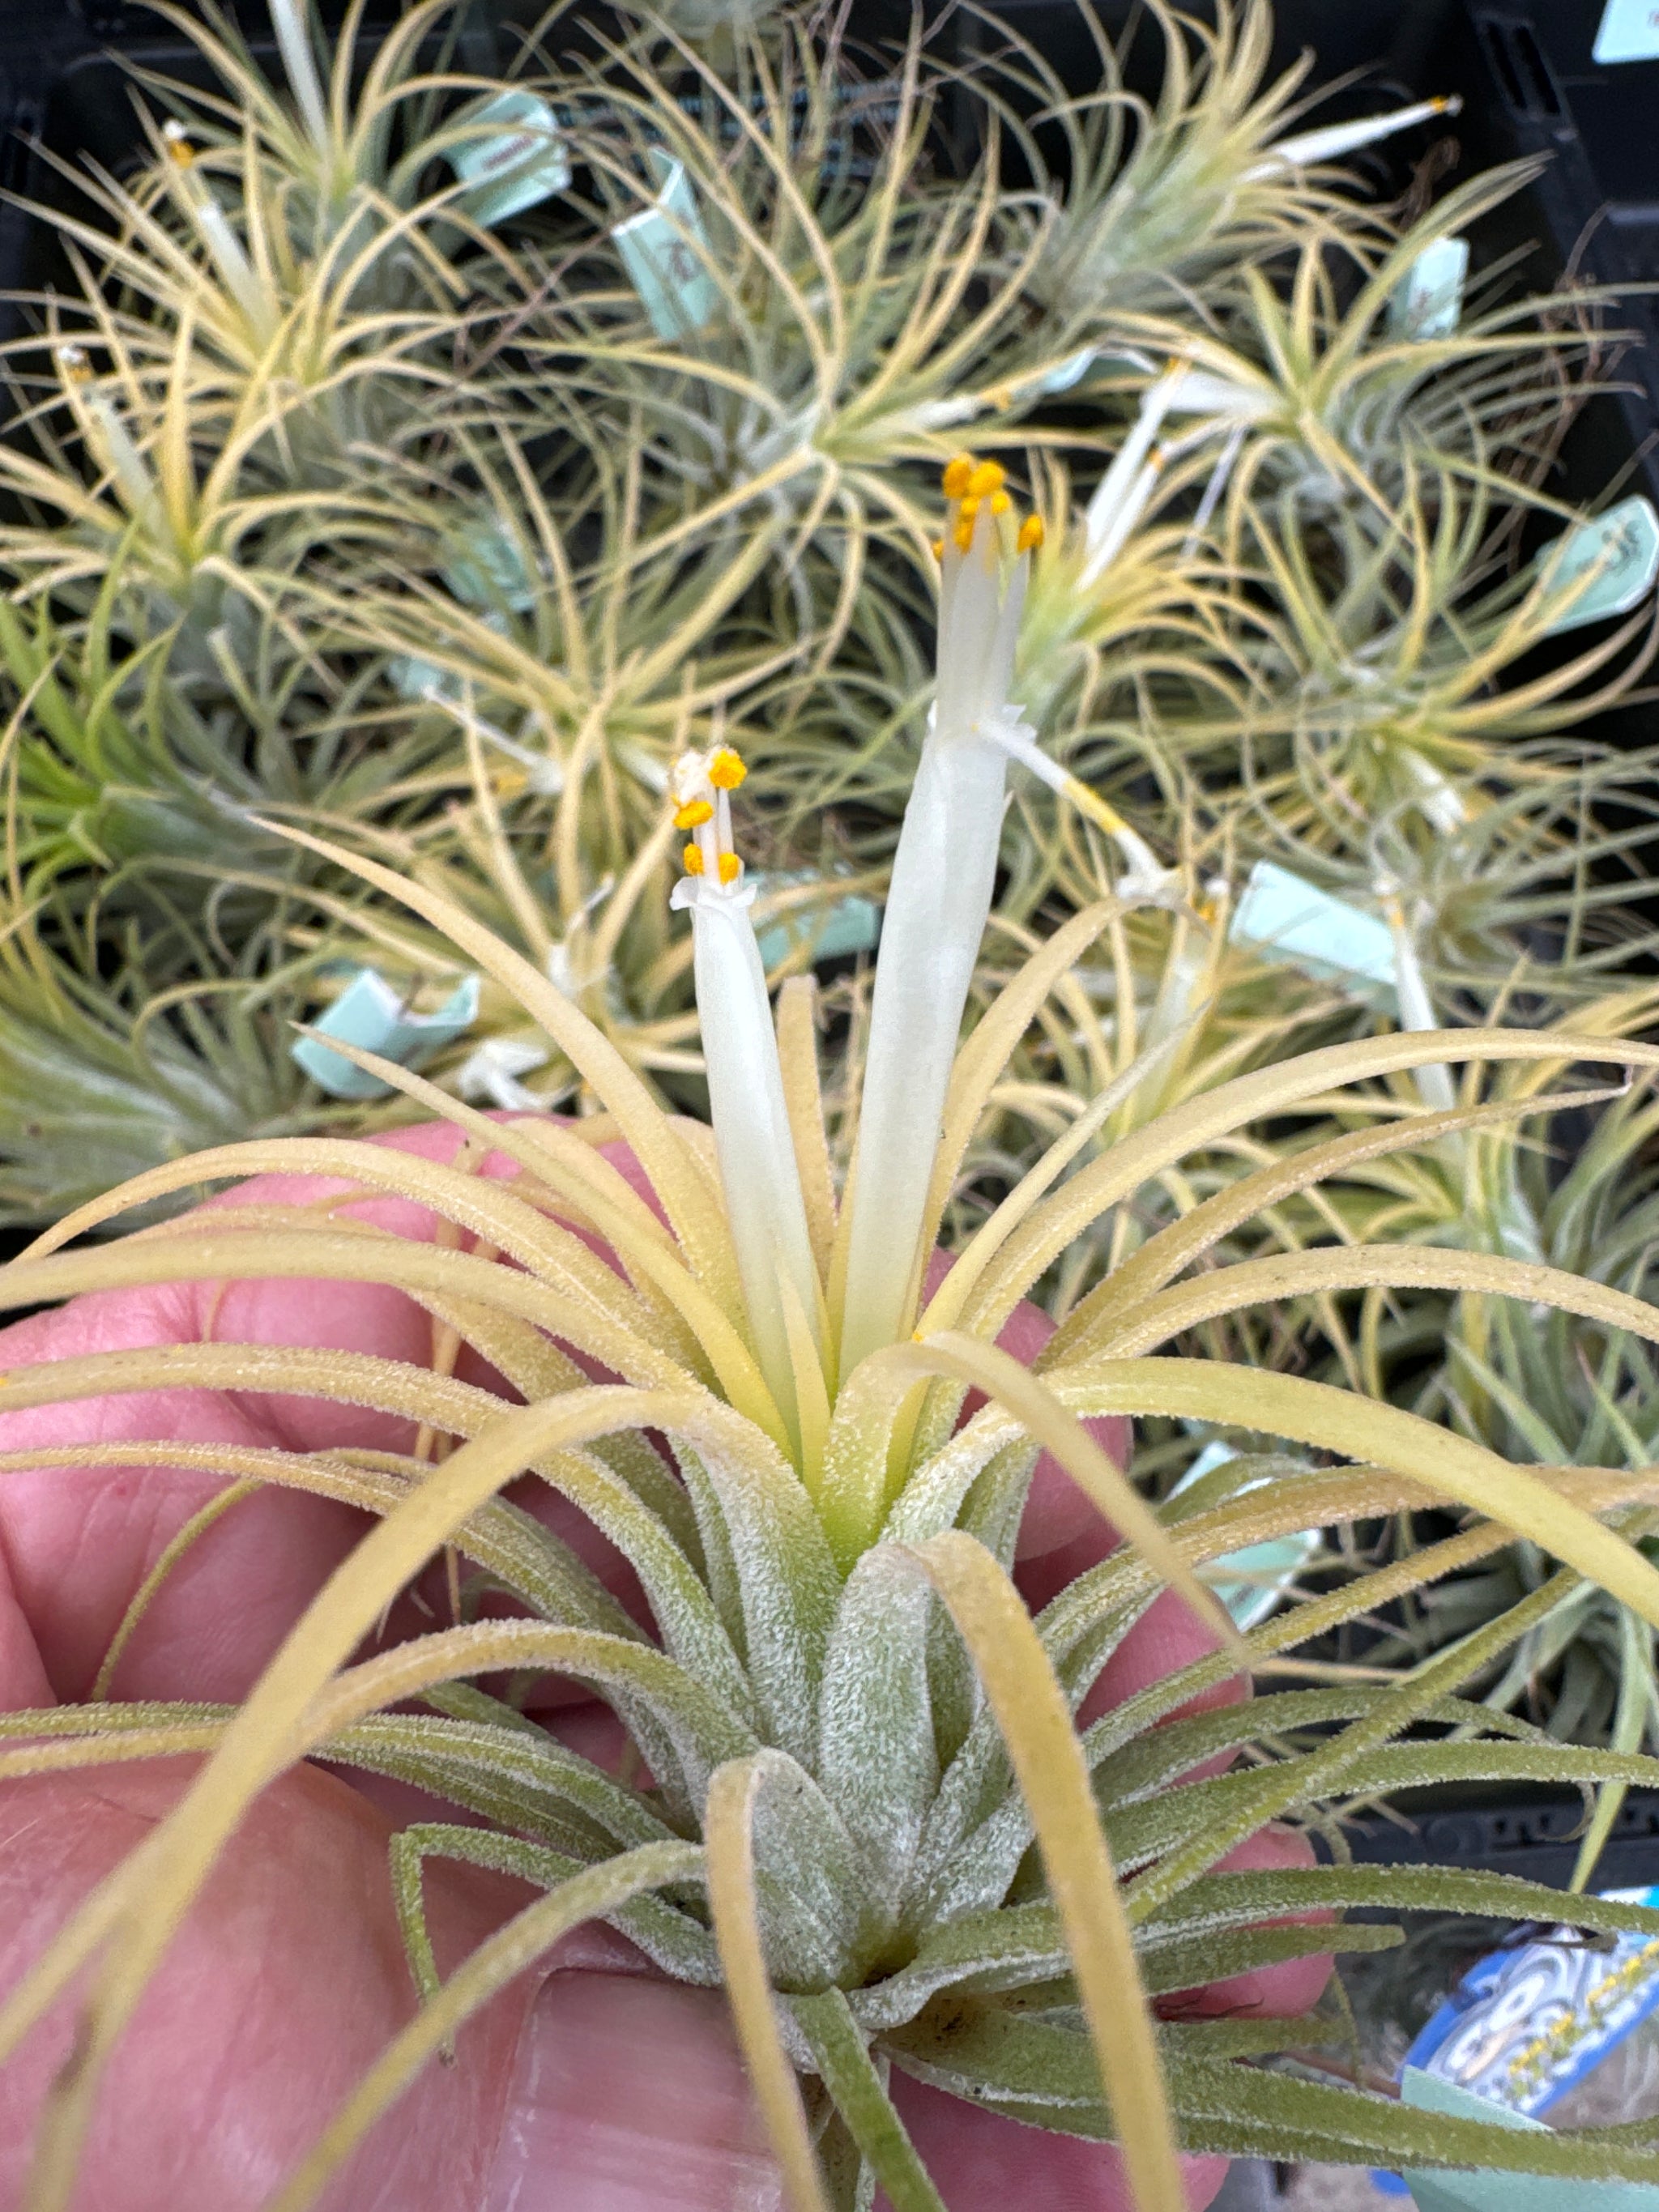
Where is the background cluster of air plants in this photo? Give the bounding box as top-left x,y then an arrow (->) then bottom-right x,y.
12,6 -> 1659,2201
4,1 -> 1659,1735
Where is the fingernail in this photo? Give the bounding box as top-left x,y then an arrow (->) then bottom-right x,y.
484,1972 -> 781,2212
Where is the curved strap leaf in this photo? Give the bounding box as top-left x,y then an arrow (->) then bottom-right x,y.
1040,1357 -> 1659,1642
0,1382 -> 726,2190
255,817 -> 741,1305
1051,1085 -> 1622,1360
264,1842 -> 704,2212
899,1530 -> 1185,2212
1101,1244 -> 1659,1362
705,1758 -> 834,2212
959,1029 -> 1659,1336
790,1988 -> 946,2212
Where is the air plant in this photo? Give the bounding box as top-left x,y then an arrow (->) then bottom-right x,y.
11,464 -> 1659,2208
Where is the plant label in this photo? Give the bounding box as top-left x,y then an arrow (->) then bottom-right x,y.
292,969 -> 480,1098
1594,0 -> 1659,63
752,871 -> 881,969
1170,1442 -> 1320,1631
1229,860 -> 1398,1004
450,90 -> 571,224
1388,235 -> 1469,340
615,153 -> 719,342
1539,496 -> 1659,633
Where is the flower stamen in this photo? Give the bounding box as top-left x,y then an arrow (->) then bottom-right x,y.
671,747 -> 748,896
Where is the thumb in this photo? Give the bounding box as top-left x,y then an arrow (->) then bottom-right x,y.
0,1760 -> 775,2212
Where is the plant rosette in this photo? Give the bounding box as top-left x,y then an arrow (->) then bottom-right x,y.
6,465 -> 1659,2210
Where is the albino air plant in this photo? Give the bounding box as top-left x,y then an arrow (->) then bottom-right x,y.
12,465 -> 1659,2206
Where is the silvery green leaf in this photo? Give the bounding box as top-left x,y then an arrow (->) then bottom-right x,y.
741,1748 -> 881,1988
817,1546 -> 939,1910
326,1710 -> 684,1852
667,1429 -> 840,1769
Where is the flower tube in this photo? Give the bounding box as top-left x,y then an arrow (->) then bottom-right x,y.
838,461 -> 1046,1377
161,123 -> 276,343
1247,95 -> 1462,179
670,745 -> 824,1440
56,347 -> 155,521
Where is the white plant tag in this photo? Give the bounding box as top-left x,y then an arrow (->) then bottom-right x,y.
615,151 -> 719,341
1229,861 -> 1398,1004
1594,0 -> 1659,63
454,1035 -> 550,1111
449,90 -> 571,224
1537,496 -> 1659,633
1388,235 -> 1469,339
292,970 -> 480,1099
1170,1443 -> 1319,1633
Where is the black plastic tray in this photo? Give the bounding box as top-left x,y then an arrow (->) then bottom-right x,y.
1320,1781 -> 1659,1894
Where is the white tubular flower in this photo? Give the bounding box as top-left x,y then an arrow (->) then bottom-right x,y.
838,460 -> 1046,1377
1383,892 -> 1456,1112
1080,362 -> 1189,589
56,347 -> 155,520
161,123 -> 276,343
1247,95 -> 1461,179
670,746 -> 824,1432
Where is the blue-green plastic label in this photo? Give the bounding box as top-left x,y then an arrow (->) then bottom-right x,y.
1539,497 -> 1659,633
1594,0 -> 1659,64
1389,236 -> 1469,340
1229,861 -> 1398,1004
292,970 -> 480,1099
1398,2066 -> 1659,2210
615,152 -> 719,341
751,872 -> 881,970
449,90 -> 570,224
1171,1442 -> 1319,1631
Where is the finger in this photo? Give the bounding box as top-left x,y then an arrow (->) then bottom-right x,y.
0,1754 -> 1229,2212
0,1760 -> 541,2212
917,1252 -> 1131,1564
1154,1822 -> 1334,2025
886,2071 -> 1230,2211
0,1119 -> 648,1705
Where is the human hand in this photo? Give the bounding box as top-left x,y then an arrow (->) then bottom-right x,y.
0,1121 -> 1328,2211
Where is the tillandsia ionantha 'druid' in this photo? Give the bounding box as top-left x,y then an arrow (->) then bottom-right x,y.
14,463 -> 1659,2210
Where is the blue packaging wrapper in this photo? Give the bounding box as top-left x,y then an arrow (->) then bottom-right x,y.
1373,1890 -> 1659,2206
292,970 -> 480,1099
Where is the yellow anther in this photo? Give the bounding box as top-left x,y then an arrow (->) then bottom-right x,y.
941,453 -> 975,500
162,120 -> 195,166
1017,514 -> 1045,554
930,537 -> 945,562
708,747 -> 746,791
682,843 -> 705,876
674,798 -> 714,830
953,516 -> 976,554
966,460 -> 1005,499
718,851 -> 741,885
990,490 -> 1012,517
